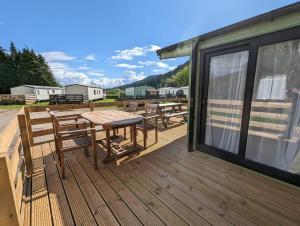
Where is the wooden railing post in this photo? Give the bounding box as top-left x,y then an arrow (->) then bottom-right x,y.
24,107 -> 34,146
0,156 -> 21,226
90,101 -> 94,111
18,114 -> 33,175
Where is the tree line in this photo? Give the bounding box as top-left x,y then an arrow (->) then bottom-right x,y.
0,42 -> 59,94
162,64 -> 189,87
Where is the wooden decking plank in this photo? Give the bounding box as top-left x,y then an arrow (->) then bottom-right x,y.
171,146 -> 300,214
64,151 -> 119,226
22,176 -> 31,226
48,143 -> 97,226
73,148 -> 142,226
30,145 -> 52,226
81,150 -> 165,226
144,151 -> 276,226
162,147 -> 300,224
119,163 -> 211,226
23,123 -> 300,226
184,149 -> 300,205
42,142 -> 74,226
131,160 -> 234,226
132,158 -> 255,226
108,161 -> 189,226
151,150 -> 290,225
167,138 -> 300,205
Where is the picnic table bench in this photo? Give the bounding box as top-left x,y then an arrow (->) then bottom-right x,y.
158,102 -> 187,128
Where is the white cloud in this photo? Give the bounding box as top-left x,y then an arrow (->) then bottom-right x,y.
124,70 -> 146,82
78,66 -> 91,70
93,78 -> 125,87
148,45 -> 161,52
88,70 -> 105,77
112,47 -> 145,60
115,63 -> 143,69
48,62 -> 122,88
112,44 -> 161,61
84,54 -> 96,61
42,51 -> 76,62
138,61 -> 175,70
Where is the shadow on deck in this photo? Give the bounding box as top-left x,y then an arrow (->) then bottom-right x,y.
24,123 -> 300,226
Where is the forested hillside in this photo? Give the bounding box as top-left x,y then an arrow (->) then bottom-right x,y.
0,42 -> 59,94
115,60 -> 190,90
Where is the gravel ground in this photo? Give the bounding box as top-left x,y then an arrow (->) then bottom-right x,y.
0,109 -> 18,131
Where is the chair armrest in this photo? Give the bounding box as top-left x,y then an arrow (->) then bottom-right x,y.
57,114 -> 81,121
60,121 -> 87,127
58,128 -> 95,136
145,115 -> 159,120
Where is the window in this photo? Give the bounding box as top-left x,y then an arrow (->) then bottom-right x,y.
246,39 -> 300,174
94,90 -> 96,95
256,75 -> 286,100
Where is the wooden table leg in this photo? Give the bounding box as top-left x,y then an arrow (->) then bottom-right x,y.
105,128 -> 112,162
132,124 -> 137,148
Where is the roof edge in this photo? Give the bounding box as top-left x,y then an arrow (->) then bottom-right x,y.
156,2 -> 300,56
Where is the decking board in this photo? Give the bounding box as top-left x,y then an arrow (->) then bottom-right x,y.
24,123 -> 300,226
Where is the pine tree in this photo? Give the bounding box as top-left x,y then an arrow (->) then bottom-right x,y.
0,42 -> 60,94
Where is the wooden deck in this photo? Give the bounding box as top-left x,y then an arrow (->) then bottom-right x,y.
24,122 -> 300,226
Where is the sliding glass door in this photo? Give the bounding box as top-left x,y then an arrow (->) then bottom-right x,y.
204,50 -> 249,154
196,27 -> 300,185
245,39 -> 300,175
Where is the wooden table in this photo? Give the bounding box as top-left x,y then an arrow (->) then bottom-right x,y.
158,102 -> 187,128
81,110 -> 144,163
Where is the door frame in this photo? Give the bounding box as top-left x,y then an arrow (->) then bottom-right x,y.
191,25 -> 300,186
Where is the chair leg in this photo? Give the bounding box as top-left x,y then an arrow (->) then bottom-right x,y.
130,126 -> 133,142
92,131 -> 97,169
84,147 -> 89,157
155,128 -> 158,143
60,152 -> 65,179
143,130 -> 147,149
124,127 -> 127,139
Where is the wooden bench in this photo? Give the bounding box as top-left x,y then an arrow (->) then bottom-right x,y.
162,111 -> 188,128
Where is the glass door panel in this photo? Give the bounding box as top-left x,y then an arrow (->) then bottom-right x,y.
245,39 -> 300,175
205,50 -> 249,153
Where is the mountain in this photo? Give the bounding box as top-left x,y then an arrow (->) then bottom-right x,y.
115,60 -> 190,90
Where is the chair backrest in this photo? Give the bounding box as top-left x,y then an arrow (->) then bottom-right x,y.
145,104 -> 158,124
129,102 -> 138,113
48,110 -> 60,137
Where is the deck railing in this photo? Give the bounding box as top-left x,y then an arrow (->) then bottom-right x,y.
24,97 -> 187,145
207,99 -> 292,140
0,108 -> 32,226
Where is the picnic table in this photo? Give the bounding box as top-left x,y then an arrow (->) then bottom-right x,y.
81,110 -> 144,163
158,102 -> 187,128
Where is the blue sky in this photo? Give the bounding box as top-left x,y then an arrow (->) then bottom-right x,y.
0,0 -> 298,88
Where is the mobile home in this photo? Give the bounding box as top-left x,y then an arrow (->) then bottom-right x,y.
10,85 -> 64,101
125,86 -> 155,99
65,84 -> 103,101
157,2 -> 300,186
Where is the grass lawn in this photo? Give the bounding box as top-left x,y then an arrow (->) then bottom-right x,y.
94,98 -> 116,103
0,102 -> 50,110
0,99 -> 116,110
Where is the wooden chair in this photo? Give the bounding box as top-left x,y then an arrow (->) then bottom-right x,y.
49,111 -> 97,178
129,102 -> 138,113
112,102 -> 139,139
136,104 -> 159,149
